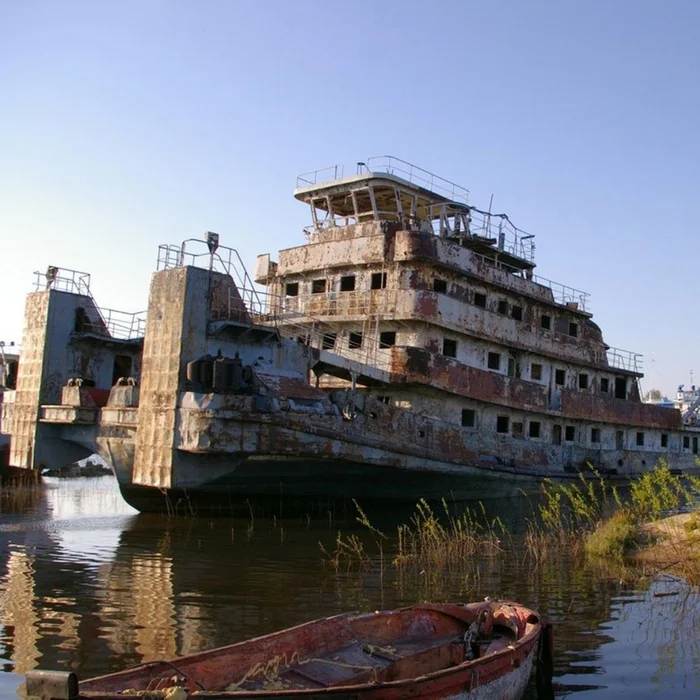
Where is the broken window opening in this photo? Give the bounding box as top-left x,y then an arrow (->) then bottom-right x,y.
285,282 -> 299,297
442,338 -> 457,358
311,279 -> 327,294
371,272 -> 387,290
433,278 -> 448,294
565,425 -> 575,442
541,314 -> 551,330
474,292 -> 487,308
591,428 -> 601,444
461,408 -> 475,428
568,322 -> 578,338
112,354 -> 133,386
322,333 -> 336,349
552,424 -> 562,445
578,373 -> 589,390
636,432 -> 645,447
340,275 -> 356,292
531,363 -> 543,381
614,377 -> 627,399
511,305 -> 523,321
507,357 -> 516,378
74,307 -> 88,333
600,377 -> 609,393
487,352 -> 501,370
379,331 -> 396,348
555,369 -> 566,386
512,421 -> 524,437
497,300 -> 508,315
348,332 -> 363,349
529,421 -> 541,438
683,436 -> 690,450
661,434 -> 668,448
496,416 -> 510,434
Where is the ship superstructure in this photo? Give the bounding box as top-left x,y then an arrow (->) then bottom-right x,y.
0,157 -> 698,511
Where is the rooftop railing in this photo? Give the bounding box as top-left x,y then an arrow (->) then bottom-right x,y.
606,347 -> 643,373
34,267 -> 91,296
81,309 -> 147,340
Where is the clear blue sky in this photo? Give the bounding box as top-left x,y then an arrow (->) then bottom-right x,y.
1,0 -> 697,397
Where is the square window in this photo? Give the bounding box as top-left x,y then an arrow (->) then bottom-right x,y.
661,434 -> 668,448
636,431 -> 645,446
600,377 -> 609,393
340,275 -> 356,292
312,279 -> 327,294
531,363 -> 543,381
496,416 -> 510,434
371,272 -> 387,290
529,421 -> 541,438
498,300 -> 508,315
348,332 -> 363,349
433,278 -> 447,293
541,314 -> 551,330
565,425 -> 575,442
511,305 -> 523,321
487,352 -> 501,370
443,338 -> 457,358
379,331 -> 396,348
591,428 -> 601,443
579,373 -> 589,390
461,409 -> 475,428
322,332 -> 336,349
569,322 -> 578,338
555,369 -> 566,386
474,292 -> 487,308
285,282 -> 299,297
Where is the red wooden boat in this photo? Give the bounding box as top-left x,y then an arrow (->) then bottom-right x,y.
26,600 -> 552,700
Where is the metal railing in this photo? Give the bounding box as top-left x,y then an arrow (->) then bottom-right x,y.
81,309 -> 146,340
296,164 -> 345,189
364,156 -> 470,204
606,347 -> 643,373
34,267 -> 91,295
531,275 -> 590,311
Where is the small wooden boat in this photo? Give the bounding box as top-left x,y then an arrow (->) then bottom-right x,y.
26,600 -> 552,700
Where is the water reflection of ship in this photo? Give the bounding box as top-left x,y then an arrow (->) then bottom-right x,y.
0,488 -> 620,687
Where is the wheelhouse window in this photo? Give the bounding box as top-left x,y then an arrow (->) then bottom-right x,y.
442,339 -> 457,358
474,293 -> 487,308
322,332 -> 336,349
285,282 -> 299,297
371,272 -> 387,290
348,332 -> 363,349
487,352 -> 501,370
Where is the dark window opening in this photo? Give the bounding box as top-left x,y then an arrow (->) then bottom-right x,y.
512,421 -> 524,437
443,339 -> 457,358
636,431 -> 645,446
511,305 -> 523,321
474,293 -> 487,308
340,275 -> 356,292
348,332 -> 363,349
74,307 -> 87,332
591,428 -> 601,443
487,352 -> 501,370
497,300 -> 508,315
507,357 -> 516,377
555,369 -> 566,386
694,437 -> 698,455
322,333 -> 336,349
433,278 -> 447,293
568,322 -> 578,338
531,363 -> 542,381
285,282 -> 299,297
461,409 -> 475,428
541,314 -> 551,330
379,331 -> 396,348
552,424 -> 562,445
529,421 -> 541,438
579,373 -> 589,390
377,396 -> 391,405
614,377 -> 627,399
311,279 -> 327,294
661,434 -> 668,448
496,416 -> 510,434
4,360 -> 18,390
371,272 -> 387,290
683,436 -> 690,449
112,354 -> 132,386
600,377 -> 609,393
565,425 -> 575,442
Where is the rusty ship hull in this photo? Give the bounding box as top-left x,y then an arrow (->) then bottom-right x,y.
2,157 -> 699,513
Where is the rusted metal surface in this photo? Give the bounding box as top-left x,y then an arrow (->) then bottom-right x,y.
65,600 -> 544,699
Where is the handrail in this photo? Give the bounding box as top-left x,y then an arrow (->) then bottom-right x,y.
606,347 -> 643,373
34,267 -> 91,296
296,164 -> 345,189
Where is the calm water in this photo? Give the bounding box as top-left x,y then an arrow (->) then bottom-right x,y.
0,477 -> 698,698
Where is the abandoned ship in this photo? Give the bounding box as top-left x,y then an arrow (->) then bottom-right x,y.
1,156 -> 698,514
